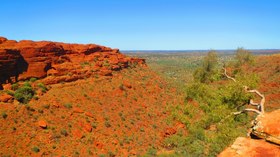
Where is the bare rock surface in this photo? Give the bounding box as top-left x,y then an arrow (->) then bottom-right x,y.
219,109 -> 280,157
0,36 -> 145,86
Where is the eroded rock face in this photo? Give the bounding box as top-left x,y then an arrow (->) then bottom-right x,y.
0,37 -> 146,86
219,109 -> 280,157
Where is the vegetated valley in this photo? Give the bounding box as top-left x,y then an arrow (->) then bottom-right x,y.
0,37 -> 280,157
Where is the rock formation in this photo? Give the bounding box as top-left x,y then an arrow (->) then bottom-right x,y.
0,37 -> 145,88
219,109 -> 280,157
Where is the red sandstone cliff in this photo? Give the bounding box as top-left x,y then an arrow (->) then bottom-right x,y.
0,37 -> 145,87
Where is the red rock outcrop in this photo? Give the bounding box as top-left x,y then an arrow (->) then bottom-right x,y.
252,109 -> 280,138
0,37 -> 145,87
0,93 -> 13,103
218,137 -> 280,157
219,109 -> 280,157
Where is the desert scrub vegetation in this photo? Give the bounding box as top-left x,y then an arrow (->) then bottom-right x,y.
5,80 -> 48,104
164,49 -> 260,156
193,51 -> 221,83
235,48 -> 255,66
165,82 -> 254,156
29,77 -> 37,82
37,82 -> 48,93
1,111 -> 8,119
14,82 -> 35,104
64,103 -> 73,109
31,146 -> 40,153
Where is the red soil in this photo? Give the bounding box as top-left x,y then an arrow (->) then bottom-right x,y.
0,68 -> 180,156
247,54 -> 280,111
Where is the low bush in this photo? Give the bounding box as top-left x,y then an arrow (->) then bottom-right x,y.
64,103 -> 72,109
2,112 -> 7,119
31,146 -> 40,153
29,78 -> 37,82
11,83 -> 19,90
37,82 -> 48,93
14,85 -> 35,104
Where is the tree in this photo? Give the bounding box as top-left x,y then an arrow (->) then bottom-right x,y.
235,48 -> 254,66
223,66 -> 264,115
194,50 -> 220,83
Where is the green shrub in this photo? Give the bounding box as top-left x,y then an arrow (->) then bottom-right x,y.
146,147 -> 157,156
2,112 -> 7,119
193,51 -> 221,83
11,83 -> 19,90
64,103 -> 72,109
103,60 -> 110,67
14,86 -> 35,104
235,48 -> 254,66
37,83 -> 48,93
23,81 -> 31,87
80,61 -> 90,68
5,90 -> 14,96
105,120 -> 111,127
60,129 -> 68,136
29,78 -> 37,82
31,146 -> 40,153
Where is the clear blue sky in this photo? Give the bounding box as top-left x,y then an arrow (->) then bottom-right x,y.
0,0 -> 279,50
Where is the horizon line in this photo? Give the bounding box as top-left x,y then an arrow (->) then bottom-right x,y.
121,49 -> 280,51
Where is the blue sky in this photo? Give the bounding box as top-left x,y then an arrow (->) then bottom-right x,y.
0,0 -> 279,50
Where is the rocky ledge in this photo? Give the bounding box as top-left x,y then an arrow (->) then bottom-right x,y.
219,109 -> 280,157
0,37 -> 145,88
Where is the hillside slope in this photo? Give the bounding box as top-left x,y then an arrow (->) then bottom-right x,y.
0,37 -> 182,156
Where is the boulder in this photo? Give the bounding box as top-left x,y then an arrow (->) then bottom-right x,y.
83,123 -> 92,132
73,107 -> 84,113
38,120 -> 47,129
0,93 -> 13,102
85,112 -> 94,118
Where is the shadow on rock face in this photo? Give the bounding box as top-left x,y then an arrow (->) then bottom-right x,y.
0,49 -> 29,88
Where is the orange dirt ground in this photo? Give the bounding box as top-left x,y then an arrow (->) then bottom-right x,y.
0,67 -> 182,156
